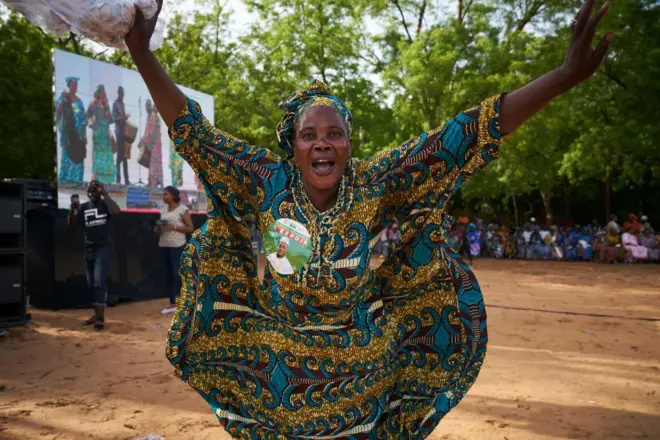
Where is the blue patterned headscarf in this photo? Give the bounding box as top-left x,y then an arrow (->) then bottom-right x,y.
277,80 -> 352,158
65,77 -> 79,86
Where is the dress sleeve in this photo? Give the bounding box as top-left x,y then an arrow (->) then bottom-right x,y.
168,98 -> 282,219
358,94 -> 505,223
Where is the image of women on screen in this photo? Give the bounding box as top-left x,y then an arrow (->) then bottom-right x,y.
87,84 -> 114,183
55,77 -> 87,185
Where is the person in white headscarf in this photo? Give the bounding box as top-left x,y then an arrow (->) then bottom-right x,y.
267,236 -> 294,275
640,215 -> 653,233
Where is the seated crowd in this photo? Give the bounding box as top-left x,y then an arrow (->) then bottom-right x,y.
442,213 -> 658,264
252,213 -> 657,265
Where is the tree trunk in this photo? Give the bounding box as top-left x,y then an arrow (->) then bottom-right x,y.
458,0 -> 463,24
416,0 -> 427,36
605,167 -> 612,221
392,0 -> 413,43
524,200 -> 534,224
213,0 -> 222,63
511,195 -> 519,228
540,190 -> 553,226
563,183 -> 571,222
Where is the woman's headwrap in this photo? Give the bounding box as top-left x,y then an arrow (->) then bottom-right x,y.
94,84 -> 106,99
276,80 -> 352,158
65,77 -> 79,87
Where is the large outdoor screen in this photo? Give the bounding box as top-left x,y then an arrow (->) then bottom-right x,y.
53,48 -> 213,213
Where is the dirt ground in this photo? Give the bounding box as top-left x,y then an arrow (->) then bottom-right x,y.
1,259 -> 659,440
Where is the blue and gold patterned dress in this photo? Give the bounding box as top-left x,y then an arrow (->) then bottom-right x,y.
55,94 -> 86,185
87,98 -> 115,184
166,88 -> 505,438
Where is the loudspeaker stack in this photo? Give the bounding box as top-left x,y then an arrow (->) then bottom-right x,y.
0,181 -> 30,329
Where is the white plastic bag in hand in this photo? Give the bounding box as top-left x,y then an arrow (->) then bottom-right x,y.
0,0 -> 165,51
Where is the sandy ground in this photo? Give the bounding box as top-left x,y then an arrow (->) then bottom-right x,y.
1,259 -> 659,440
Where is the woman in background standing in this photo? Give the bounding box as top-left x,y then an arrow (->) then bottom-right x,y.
87,85 -> 115,183
155,186 -> 194,314
143,99 -> 163,187
55,77 -> 86,185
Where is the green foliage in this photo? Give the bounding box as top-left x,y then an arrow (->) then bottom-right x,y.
0,12 -> 95,181
1,1 -> 658,223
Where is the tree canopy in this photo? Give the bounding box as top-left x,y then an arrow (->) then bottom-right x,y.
1,0 -> 658,224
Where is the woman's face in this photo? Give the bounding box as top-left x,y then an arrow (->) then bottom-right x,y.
293,106 -> 351,192
163,190 -> 173,204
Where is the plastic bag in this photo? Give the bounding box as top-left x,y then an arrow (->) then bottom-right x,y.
0,0 -> 165,51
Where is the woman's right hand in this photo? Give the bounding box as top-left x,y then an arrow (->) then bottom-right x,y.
125,0 -> 163,53
124,0 -> 185,128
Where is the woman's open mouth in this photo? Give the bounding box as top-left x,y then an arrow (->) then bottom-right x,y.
311,159 -> 336,177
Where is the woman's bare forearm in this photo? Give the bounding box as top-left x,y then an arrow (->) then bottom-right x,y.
128,47 -> 186,129
499,67 -> 574,135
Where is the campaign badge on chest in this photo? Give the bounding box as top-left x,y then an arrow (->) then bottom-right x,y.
264,218 -> 312,275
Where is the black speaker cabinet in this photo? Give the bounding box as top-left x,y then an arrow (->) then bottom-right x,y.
26,208 -> 207,310
0,181 -> 26,250
0,254 -> 23,304
26,208 -> 133,309
0,252 -> 29,329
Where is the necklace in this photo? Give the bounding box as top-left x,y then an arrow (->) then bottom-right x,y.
290,160 -> 355,285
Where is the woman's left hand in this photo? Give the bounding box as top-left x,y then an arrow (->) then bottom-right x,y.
498,0 -> 615,135
561,0 -> 614,86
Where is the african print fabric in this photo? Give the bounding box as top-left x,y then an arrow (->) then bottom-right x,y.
56,95 -> 86,185
166,93 -> 505,439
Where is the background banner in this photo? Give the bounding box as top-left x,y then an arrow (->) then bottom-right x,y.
52,48 -> 214,213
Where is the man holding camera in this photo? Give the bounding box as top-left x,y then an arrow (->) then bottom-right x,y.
67,181 -> 121,330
